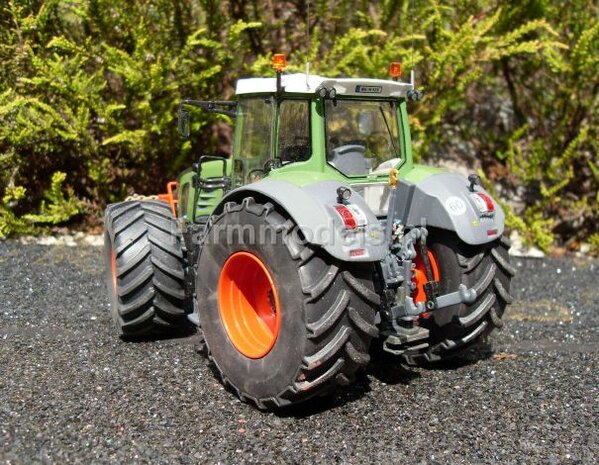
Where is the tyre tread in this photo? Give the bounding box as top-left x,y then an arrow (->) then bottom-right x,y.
199,198 -> 378,408
306,290 -> 349,338
403,234 -> 513,365
104,200 -> 189,338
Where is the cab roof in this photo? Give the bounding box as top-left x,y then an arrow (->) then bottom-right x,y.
235,73 -> 414,98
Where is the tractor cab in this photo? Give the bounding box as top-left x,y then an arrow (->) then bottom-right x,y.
233,72 -> 409,181
231,55 -> 418,184
177,54 -> 420,223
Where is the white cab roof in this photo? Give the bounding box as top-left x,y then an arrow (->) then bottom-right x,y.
235,73 -> 414,98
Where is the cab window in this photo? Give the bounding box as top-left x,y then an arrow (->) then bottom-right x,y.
234,97 -> 274,183
277,100 -> 310,163
324,99 -> 401,177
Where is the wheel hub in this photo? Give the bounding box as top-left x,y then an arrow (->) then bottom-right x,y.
412,249 -> 440,303
218,252 -> 281,359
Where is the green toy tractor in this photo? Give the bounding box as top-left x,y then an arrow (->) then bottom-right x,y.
104,56 -> 514,409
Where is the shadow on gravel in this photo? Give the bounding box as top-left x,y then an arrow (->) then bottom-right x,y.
273,376 -> 376,418
190,340 -> 493,417
122,325 -> 198,343
274,394 -> 352,418
274,362 -> 425,418
416,341 -> 495,371
366,357 -> 422,385
365,341 -> 494,381
364,342 -> 422,386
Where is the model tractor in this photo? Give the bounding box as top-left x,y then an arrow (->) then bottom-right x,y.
104,55 -> 514,409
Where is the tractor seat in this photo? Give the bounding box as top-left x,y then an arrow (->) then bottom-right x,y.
279,145 -> 310,163
328,144 -> 372,176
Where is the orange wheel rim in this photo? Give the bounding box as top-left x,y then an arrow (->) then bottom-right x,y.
412,249 -> 440,303
218,252 -> 281,359
110,250 -> 118,294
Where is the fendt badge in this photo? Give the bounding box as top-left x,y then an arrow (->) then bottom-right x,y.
355,85 -> 383,94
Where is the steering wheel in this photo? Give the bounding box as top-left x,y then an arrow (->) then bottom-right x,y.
280,136 -> 310,164
332,144 -> 366,157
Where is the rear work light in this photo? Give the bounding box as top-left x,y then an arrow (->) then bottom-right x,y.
471,192 -> 495,215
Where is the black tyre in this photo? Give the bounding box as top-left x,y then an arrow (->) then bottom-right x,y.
405,231 -> 515,365
104,200 -> 190,338
196,197 -> 379,409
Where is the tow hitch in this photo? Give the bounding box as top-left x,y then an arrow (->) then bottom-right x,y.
379,226 -> 479,356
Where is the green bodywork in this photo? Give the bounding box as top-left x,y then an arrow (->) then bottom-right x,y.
177,95 -> 441,221
178,164 -> 232,220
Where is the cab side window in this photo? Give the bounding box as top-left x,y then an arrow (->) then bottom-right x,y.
234,97 -> 274,185
238,98 -> 273,163
277,100 -> 310,163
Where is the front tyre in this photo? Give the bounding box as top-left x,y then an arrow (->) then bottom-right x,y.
196,197 -> 379,409
406,231 -> 514,365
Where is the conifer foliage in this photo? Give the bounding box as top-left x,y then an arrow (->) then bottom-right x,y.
0,1 -> 596,251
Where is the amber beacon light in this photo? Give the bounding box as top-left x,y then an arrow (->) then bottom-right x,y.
272,54 -> 287,72
389,62 -> 402,80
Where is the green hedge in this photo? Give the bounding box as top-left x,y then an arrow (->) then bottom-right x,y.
1,0 -> 597,252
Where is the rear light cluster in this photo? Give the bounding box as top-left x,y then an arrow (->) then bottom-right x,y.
334,204 -> 367,230
471,192 -> 495,216
334,205 -> 357,230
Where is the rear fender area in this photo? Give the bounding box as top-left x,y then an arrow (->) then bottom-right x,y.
390,172 -> 505,245
212,179 -> 388,262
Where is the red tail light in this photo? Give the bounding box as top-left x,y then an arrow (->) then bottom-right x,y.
471,192 -> 495,215
334,205 -> 357,230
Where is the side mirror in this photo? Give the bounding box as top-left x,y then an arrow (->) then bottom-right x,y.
178,107 -> 190,138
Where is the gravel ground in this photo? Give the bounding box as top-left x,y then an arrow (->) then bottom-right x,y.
0,242 -> 597,464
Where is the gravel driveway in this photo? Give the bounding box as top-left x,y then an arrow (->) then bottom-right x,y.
0,242 -> 597,464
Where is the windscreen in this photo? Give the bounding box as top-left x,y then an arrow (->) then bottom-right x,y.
325,99 -> 401,177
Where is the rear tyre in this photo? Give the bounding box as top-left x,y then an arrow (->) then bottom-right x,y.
405,231 -> 514,365
104,200 -> 190,338
196,197 -> 379,409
